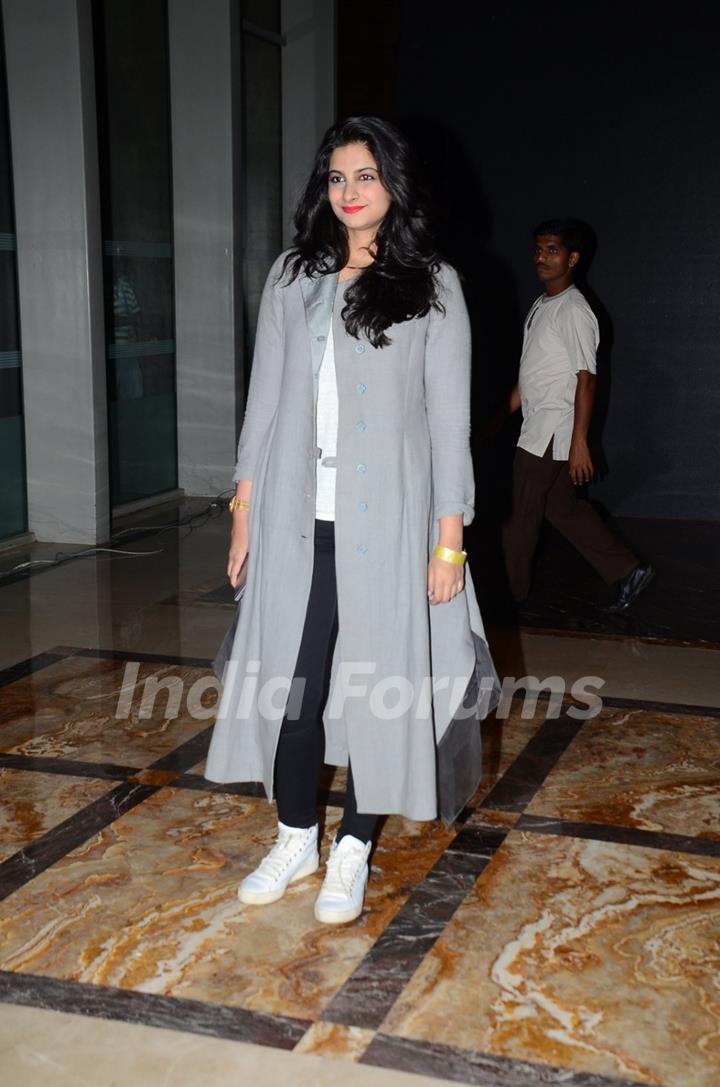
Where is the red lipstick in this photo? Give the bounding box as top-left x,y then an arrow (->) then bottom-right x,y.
342,206 -> 364,213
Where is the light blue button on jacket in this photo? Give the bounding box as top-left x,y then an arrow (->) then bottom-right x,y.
206,254 -> 499,824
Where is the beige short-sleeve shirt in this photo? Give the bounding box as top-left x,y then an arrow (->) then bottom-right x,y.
517,284 -> 599,460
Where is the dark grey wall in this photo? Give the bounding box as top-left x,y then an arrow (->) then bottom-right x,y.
340,3 -> 720,520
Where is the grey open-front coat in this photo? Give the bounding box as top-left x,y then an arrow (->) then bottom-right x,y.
206,254 -> 500,824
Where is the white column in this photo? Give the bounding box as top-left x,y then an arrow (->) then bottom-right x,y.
2,0 -> 109,544
281,0 -> 336,246
168,0 -> 243,497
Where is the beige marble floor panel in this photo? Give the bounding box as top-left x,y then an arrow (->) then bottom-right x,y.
383,830 -> 720,1087
0,787 -> 453,1021
0,769 -> 113,863
0,511 -> 231,669
0,1004 -> 443,1087
0,655 -> 214,765
0,595 -> 230,666
509,628 -> 720,707
99,601 -> 234,660
526,707 -> 720,837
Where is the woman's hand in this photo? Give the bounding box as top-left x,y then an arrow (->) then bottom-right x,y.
427,556 -> 465,605
227,481 -> 252,588
227,520 -> 249,588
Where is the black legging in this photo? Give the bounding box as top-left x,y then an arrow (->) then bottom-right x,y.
273,519 -> 379,844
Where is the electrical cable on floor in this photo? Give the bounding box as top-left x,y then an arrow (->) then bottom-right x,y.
0,491 -> 234,587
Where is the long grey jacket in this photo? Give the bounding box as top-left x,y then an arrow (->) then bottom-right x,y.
205,254 -> 499,823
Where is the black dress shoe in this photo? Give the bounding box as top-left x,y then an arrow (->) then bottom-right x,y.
607,563 -> 655,612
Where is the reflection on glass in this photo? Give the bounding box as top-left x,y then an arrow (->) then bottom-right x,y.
243,0 -> 281,34
104,244 -> 176,504
94,1 -> 177,507
243,27 -> 282,366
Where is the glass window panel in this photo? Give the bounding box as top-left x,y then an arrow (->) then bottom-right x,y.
93,1 -> 177,508
0,16 -> 27,539
242,31 -> 282,366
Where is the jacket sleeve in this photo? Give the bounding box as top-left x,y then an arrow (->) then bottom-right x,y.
424,263 -> 475,526
232,254 -> 287,482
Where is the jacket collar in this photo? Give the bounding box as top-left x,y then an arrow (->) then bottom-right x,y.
299,271 -> 340,376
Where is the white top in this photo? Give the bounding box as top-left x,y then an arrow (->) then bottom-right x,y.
315,321 -> 338,520
517,284 -> 599,461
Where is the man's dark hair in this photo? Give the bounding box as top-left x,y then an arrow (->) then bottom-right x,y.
534,218 -> 587,259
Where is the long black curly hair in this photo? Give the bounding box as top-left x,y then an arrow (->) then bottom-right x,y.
282,116 -> 443,348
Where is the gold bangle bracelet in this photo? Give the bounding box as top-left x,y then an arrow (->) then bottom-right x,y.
433,545 -> 466,566
228,496 -> 250,513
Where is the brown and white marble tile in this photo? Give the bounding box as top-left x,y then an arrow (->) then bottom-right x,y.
0,769 -> 112,864
0,787 -> 452,1022
526,707 -> 720,839
0,655 -> 216,767
383,830 -> 720,1086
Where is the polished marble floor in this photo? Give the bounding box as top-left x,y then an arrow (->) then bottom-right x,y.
0,500 -> 719,1086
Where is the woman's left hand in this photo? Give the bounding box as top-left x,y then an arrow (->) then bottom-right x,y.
427,556 -> 465,605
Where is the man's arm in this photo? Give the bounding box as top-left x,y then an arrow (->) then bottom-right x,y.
506,383 -> 521,415
568,371 -> 596,484
474,383 -> 521,447
555,300 -> 599,485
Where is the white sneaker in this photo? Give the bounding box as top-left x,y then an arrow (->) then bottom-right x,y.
314,833 -> 371,924
238,822 -> 319,905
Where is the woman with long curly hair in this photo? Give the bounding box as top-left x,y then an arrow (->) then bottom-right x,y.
206,116 -> 498,925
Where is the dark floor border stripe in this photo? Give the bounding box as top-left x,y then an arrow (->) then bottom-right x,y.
597,694 -> 720,719
171,771 -> 347,809
321,826 -> 508,1030
515,813 -> 720,858
0,753 -> 140,781
501,687 -> 720,720
361,1033 -> 645,1087
148,725 -> 214,773
0,970 -> 310,1050
481,712 -> 585,813
67,646 -> 214,668
0,781 -> 157,902
0,751 -> 348,813
0,652 -> 67,689
170,772 -> 267,796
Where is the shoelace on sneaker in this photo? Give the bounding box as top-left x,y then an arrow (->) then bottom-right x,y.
323,843 -> 367,896
255,830 -> 312,882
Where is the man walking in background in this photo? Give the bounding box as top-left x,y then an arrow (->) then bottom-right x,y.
499,219 -> 654,610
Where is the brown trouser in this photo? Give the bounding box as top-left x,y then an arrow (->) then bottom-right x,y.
502,443 -> 637,602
